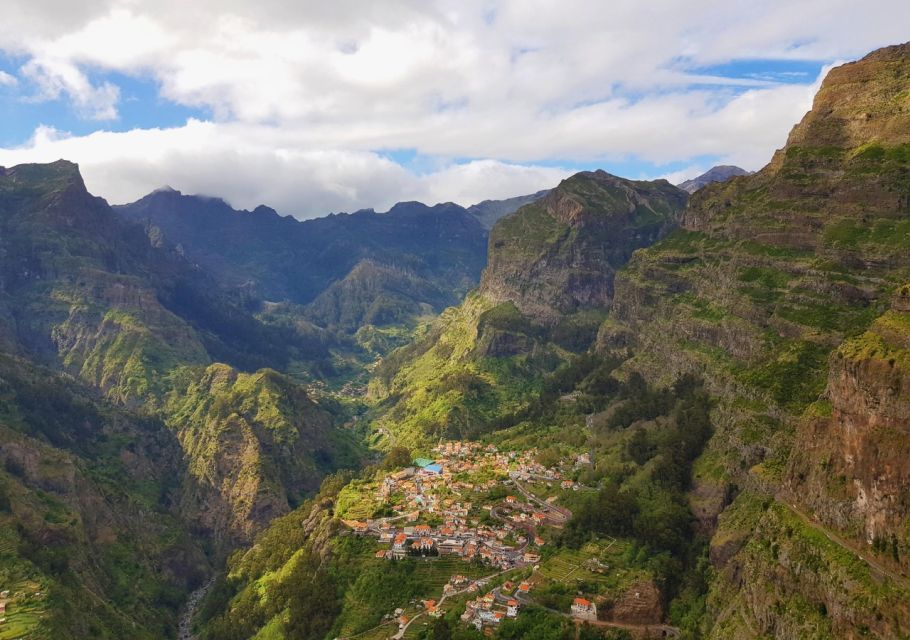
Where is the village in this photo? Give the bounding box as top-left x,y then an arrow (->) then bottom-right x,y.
340,440 -> 597,634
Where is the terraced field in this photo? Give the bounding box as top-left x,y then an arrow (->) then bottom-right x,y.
0,578 -> 46,640
0,524 -> 46,640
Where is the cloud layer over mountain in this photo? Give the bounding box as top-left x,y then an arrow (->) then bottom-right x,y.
0,1 -> 907,216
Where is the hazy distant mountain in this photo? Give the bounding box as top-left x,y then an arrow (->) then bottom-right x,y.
677,164 -> 750,193
466,189 -> 550,229
115,190 -> 546,332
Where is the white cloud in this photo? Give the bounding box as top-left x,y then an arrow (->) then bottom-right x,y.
0,1 -> 907,212
0,71 -> 17,87
0,121 -> 570,216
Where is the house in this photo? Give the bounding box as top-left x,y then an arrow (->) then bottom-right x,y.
505,495 -> 517,504
506,599 -> 519,617
518,582 -> 531,594
571,597 -> 597,621
420,463 -> 443,475
416,537 -> 436,552
375,550 -> 387,559
439,539 -> 464,555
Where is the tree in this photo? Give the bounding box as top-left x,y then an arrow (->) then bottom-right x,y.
383,446 -> 412,470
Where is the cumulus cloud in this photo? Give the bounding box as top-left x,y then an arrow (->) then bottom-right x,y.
0,71 -> 17,87
0,0 -> 907,215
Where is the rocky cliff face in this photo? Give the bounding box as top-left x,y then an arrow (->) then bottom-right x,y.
788,285 -> 910,570
602,42 -> 910,636
481,170 -> 687,324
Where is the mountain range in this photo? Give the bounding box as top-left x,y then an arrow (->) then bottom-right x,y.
0,41 -> 908,640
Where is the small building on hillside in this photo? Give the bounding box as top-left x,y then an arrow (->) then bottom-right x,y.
571,597 -> 597,621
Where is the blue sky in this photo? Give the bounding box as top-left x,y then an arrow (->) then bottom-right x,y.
0,1 -> 905,218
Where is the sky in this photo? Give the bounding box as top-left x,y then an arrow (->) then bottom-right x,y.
0,1 -> 908,219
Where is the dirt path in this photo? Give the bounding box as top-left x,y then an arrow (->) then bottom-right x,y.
779,497 -> 910,591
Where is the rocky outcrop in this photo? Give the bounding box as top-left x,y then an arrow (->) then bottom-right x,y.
607,580 -> 664,625
788,286 -> 910,570
481,170 -> 687,324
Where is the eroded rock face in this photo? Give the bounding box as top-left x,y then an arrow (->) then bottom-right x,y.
480,170 -> 687,324
601,43 -> 910,636
609,580 -> 664,625
789,288 -> 910,569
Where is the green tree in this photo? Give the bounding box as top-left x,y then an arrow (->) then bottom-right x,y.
384,446 -> 413,470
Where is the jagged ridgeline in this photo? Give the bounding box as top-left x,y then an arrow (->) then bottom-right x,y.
114,190 -> 505,337
369,170 -> 687,447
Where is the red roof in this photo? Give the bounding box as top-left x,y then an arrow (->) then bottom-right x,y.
573,597 -> 592,607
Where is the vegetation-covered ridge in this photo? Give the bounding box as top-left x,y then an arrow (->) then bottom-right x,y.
368,170 -> 687,451
482,170 -> 687,324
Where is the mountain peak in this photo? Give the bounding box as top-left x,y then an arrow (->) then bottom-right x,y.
677,165 -> 750,193
0,159 -> 87,192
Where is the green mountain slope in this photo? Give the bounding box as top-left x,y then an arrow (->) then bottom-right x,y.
368,171 -> 687,449
0,161 -> 359,554
0,353 -> 208,639
601,42 -> 910,637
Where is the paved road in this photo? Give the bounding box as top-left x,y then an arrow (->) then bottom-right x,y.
512,479 -> 571,523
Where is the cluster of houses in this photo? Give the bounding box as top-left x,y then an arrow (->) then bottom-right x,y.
342,442 -> 579,570
336,441 -> 602,632
460,580 -> 531,630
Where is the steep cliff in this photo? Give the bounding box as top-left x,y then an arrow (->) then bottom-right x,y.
165,364 -> 355,548
482,171 -> 686,324
788,285 -> 910,571
602,42 -> 910,636
0,353 -> 208,639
